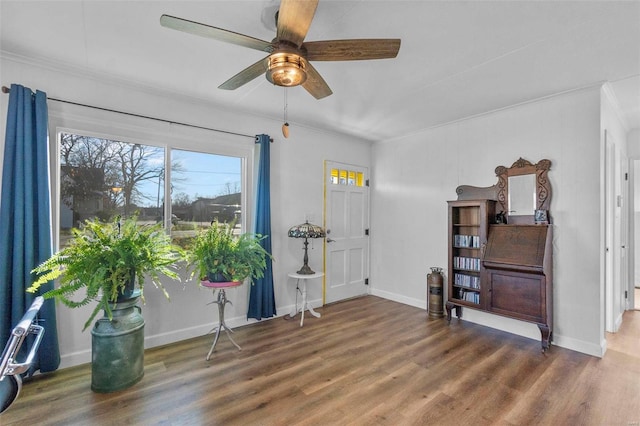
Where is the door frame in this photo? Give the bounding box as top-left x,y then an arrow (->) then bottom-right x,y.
630,159 -> 639,311
604,129 -> 630,333
323,160 -> 370,304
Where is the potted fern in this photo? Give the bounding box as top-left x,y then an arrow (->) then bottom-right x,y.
189,220 -> 272,284
27,215 -> 186,392
28,215 -> 185,329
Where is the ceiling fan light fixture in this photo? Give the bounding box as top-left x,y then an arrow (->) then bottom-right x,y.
266,53 -> 307,87
161,1 -> 401,99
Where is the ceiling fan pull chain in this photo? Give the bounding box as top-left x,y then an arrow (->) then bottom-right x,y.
282,88 -> 290,138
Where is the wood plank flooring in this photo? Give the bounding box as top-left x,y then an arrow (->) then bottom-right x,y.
2,296 -> 639,425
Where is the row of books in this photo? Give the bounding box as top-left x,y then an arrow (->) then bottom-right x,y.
459,290 -> 480,304
454,273 -> 480,289
453,256 -> 481,271
453,234 -> 480,248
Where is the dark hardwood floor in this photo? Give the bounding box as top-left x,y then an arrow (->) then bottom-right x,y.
2,296 -> 639,425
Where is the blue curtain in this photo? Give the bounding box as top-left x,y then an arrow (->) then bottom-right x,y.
0,84 -> 60,373
247,134 -> 276,320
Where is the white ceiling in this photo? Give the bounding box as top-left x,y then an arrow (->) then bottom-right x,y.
1,1 -> 639,142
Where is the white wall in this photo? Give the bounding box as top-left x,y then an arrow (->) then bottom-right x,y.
629,129 -> 640,158
0,55 -> 372,368
370,87 -> 605,356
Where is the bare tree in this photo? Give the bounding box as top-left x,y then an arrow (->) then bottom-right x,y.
59,133 -> 164,221
172,192 -> 192,208
114,142 -> 164,216
219,180 -> 241,196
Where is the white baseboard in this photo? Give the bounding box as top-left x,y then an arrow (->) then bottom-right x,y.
370,289 -> 605,358
552,334 -> 606,358
59,349 -> 91,370
369,288 -> 425,310
59,301 -> 313,370
59,293 -> 603,370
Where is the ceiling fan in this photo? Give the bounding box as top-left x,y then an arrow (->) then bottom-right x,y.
160,0 -> 401,99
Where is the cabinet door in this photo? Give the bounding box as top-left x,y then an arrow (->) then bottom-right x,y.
487,269 -> 546,323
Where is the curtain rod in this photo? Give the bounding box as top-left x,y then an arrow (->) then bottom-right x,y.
1,85 -> 272,142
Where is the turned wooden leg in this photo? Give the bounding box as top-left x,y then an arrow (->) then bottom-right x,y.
538,324 -> 551,353
445,302 -> 462,323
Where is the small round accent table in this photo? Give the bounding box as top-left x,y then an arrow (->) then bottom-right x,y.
201,280 -> 243,360
287,272 -> 324,327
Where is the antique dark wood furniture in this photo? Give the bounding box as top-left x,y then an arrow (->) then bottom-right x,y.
482,224 -> 553,351
446,158 -> 553,352
447,199 -> 495,311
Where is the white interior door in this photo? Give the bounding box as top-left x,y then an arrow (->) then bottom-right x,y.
613,146 -> 625,328
324,161 -> 369,303
605,135 -> 615,332
605,130 -> 627,332
621,157 -> 630,311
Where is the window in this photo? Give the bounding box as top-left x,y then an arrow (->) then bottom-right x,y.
59,132 -> 165,243
57,131 -> 245,248
330,168 -> 364,186
170,149 -> 242,246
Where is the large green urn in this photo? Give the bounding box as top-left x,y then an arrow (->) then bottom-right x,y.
91,290 -> 144,393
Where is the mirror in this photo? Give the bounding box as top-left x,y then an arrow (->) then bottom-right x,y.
508,174 -> 536,216
495,158 -> 552,224
454,157 -> 552,224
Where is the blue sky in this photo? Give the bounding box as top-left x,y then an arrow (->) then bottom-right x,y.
60,132 -> 242,209
137,149 -> 241,207
171,149 -> 242,201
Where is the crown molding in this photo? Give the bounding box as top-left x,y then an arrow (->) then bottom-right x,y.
602,82 -> 631,133
0,50 -> 236,109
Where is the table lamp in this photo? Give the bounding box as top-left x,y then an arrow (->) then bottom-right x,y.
288,221 -> 326,274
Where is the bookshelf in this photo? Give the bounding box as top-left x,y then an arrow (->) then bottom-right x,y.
447,158 -> 554,352
446,200 -> 495,313
446,200 -> 554,352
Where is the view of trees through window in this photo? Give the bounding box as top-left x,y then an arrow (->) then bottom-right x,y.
58,132 -> 243,247
170,149 -> 242,247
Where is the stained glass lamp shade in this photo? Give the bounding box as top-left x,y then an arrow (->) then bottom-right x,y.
288,221 -> 326,275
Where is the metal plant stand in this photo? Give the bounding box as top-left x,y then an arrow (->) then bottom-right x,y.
201,281 -> 243,360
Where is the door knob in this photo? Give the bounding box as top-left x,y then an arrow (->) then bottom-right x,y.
326,238 -> 335,243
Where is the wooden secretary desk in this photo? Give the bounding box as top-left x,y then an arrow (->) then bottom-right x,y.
446,158 -> 553,352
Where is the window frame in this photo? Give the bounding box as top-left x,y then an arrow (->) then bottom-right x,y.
48,102 -> 254,251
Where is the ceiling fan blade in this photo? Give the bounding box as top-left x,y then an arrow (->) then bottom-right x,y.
304,39 -> 401,61
301,60 -> 332,99
160,14 -> 274,53
276,0 -> 319,47
219,57 -> 270,90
